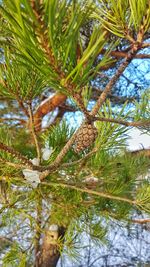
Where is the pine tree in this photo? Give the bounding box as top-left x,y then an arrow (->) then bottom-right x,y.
0,1 -> 150,266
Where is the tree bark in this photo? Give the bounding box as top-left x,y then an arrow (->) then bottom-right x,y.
34,196 -> 42,267
33,93 -> 67,131
40,226 -> 66,267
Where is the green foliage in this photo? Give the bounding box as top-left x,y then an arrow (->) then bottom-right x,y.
0,51 -> 49,101
62,216 -> 107,260
0,127 -> 20,176
3,244 -> 27,267
42,120 -> 74,149
0,126 -> 12,149
41,120 -> 76,163
95,100 -> 129,151
0,0 -> 59,90
133,89 -> 150,120
136,180 -> 150,212
128,0 -> 150,31
82,85 -> 92,108
66,26 -> 113,86
44,0 -> 92,69
0,126 -> 34,177
12,129 -> 37,158
0,0 -> 114,91
0,0 -> 150,266
93,0 -> 150,37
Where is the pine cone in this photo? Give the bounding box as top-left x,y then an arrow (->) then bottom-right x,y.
74,123 -> 98,153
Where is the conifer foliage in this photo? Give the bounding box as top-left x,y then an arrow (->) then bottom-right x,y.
0,1 -> 150,266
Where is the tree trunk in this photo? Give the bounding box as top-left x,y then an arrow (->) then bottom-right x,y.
34,195 -> 42,267
39,225 -> 66,267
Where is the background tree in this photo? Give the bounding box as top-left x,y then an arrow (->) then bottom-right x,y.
0,0 -> 150,266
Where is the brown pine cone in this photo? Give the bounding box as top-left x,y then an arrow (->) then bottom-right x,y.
74,123 -> 98,153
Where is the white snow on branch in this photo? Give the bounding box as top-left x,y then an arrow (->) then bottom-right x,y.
23,169 -> 41,188
42,147 -> 53,160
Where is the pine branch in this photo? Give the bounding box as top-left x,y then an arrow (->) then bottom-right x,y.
41,181 -> 136,206
29,1 -> 70,133
0,197 -> 20,213
90,45 -> 139,116
72,93 -> 91,120
37,109 -> 149,176
64,154 -> 138,175
30,0 -> 57,71
0,158 -> 26,169
38,147 -> 150,178
93,117 -> 150,127
0,118 -> 26,124
100,48 -> 150,59
41,129 -> 79,171
142,43 -> 150,48
0,79 -> 29,117
1,2 -> 149,184
137,2 -> 150,43
2,145 -> 148,177
33,93 -> 67,131
0,142 -> 33,168
130,148 -> 150,158
36,48 -> 141,176
131,218 -> 150,224
30,1 -> 98,129
61,148 -> 97,168
28,104 -> 41,162
16,97 -> 29,117
92,87 -> 136,104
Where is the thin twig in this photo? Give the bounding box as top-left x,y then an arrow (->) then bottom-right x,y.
39,130 -> 80,174
93,117 -> 150,127
100,48 -> 150,59
91,46 -> 139,116
131,218 -> 150,224
16,97 -> 29,117
142,43 -> 150,48
0,197 -> 21,213
61,148 -> 97,168
72,93 -> 91,120
92,87 -> 136,104
28,104 -> 41,162
41,181 -> 136,206
0,79 -> 29,117
130,148 -> 150,158
0,118 -> 26,124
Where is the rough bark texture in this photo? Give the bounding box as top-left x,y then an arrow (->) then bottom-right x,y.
40,226 -> 66,267
131,148 -> 150,158
33,93 -> 67,131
